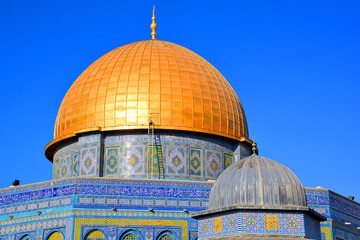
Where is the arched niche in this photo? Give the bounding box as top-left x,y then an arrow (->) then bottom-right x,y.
156,231 -> 177,240
119,229 -> 142,240
46,231 -> 64,240
84,229 -> 105,240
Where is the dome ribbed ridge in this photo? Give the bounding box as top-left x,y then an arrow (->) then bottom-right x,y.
209,155 -> 307,209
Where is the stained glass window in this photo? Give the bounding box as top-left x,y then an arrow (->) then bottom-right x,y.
159,234 -> 173,240
123,233 -> 137,240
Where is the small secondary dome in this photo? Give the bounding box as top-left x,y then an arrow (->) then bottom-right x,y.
46,40 -> 250,159
209,154 -> 307,209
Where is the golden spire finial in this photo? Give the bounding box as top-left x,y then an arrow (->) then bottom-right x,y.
150,6 -> 157,40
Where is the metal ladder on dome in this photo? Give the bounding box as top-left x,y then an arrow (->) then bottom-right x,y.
147,119 -> 164,179
154,133 -> 164,179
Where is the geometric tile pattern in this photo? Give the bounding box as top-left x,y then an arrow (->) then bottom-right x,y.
205,150 -> 223,178
52,132 -> 252,181
224,213 -> 239,234
0,178 -> 212,206
105,147 -> 120,176
189,148 -> 202,177
166,147 -> 187,176
199,218 -> 212,239
74,218 -> 188,240
213,217 -> 223,235
199,211 -> 314,239
205,150 -> 222,178
223,153 -> 233,170
80,147 -> 98,177
305,187 -> 360,240
58,155 -> 71,179
54,161 -> 60,180
124,146 -> 145,176
72,153 -> 79,177
321,226 -> 333,240
0,218 -> 71,235
283,213 -> 303,235
242,212 -> 261,233
263,214 -> 281,233
148,146 -> 162,176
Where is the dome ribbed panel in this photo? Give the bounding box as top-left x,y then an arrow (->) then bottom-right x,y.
209,155 -> 307,209
53,40 -> 249,143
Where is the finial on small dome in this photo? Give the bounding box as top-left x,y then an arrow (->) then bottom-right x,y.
252,135 -> 258,155
150,6 -> 157,40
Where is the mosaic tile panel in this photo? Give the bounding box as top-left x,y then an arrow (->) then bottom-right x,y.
0,178 -> 212,206
223,153 -> 233,170
212,217 -> 223,235
52,132 -> 251,180
189,148 -> 202,177
124,146 -> 145,177
0,218 -> 72,240
74,219 -> 187,240
149,146 -> 163,177
79,134 -> 101,144
263,213 -> 281,233
58,155 -> 71,179
166,147 -> 187,176
283,212 -> 303,235
53,161 -> 59,180
199,218 -> 212,239
72,153 -> 79,177
79,147 -> 98,177
241,212 -> 261,233
224,213 -> 239,234
205,150 -> 222,178
105,147 -> 120,176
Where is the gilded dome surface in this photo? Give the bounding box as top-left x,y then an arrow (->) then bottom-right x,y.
209,154 -> 307,209
47,40 -> 249,154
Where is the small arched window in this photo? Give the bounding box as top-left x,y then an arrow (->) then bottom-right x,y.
84,229 -> 105,240
120,230 -> 142,240
122,233 -> 137,240
47,231 -> 64,240
156,231 -> 177,240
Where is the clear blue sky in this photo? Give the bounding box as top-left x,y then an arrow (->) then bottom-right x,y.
0,1 -> 359,199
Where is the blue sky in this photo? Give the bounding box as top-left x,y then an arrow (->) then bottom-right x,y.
0,1 -> 359,199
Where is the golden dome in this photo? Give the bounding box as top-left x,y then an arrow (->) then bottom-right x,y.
46,40 -> 249,158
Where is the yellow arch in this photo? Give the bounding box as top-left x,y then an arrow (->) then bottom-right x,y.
47,231 -> 64,240
85,230 -> 105,239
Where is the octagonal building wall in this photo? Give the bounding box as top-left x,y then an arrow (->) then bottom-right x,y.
52,132 -> 251,181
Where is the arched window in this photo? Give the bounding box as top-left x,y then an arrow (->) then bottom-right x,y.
159,235 -> 173,240
47,231 -> 64,240
122,233 -> 137,240
119,230 -> 142,240
84,229 -> 105,240
156,231 -> 177,240
20,235 -> 33,240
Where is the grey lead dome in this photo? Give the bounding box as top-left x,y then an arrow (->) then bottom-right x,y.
209,154 -> 307,209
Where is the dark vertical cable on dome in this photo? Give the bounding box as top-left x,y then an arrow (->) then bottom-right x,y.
99,132 -> 105,177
